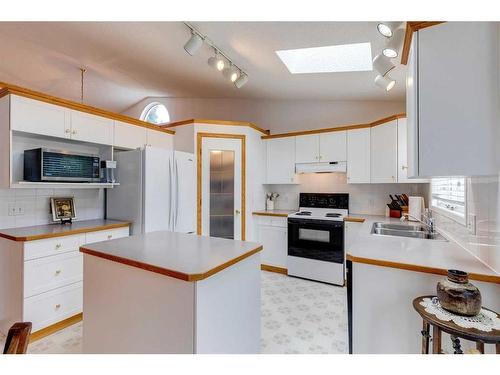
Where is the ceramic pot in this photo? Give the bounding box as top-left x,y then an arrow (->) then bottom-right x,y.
437,269 -> 482,316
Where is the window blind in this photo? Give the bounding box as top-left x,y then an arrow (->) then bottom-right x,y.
431,177 -> 466,220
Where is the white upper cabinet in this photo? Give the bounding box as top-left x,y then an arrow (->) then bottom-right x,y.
70,110 -> 114,146
319,131 -> 347,162
408,22 -> 500,177
295,134 -> 319,163
146,129 -> 173,149
296,131 -> 346,163
370,120 -> 398,183
347,128 -> 370,184
10,95 -> 71,139
266,137 -> 296,184
114,121 -> 147,149
397,118 -> 428,183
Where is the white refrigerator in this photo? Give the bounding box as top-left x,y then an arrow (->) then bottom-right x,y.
107,147 -> 196,235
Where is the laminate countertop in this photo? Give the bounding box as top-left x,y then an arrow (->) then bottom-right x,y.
346,215 -> 500,284
0,219 -> 130,242
80,231 -> 263,282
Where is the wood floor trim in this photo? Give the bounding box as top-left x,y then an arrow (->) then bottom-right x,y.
29,313 -> 83,343
261,264 -> 288,275
346,254 -> 500,284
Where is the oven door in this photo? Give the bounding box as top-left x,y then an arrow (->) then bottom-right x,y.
288,218 -> 344,263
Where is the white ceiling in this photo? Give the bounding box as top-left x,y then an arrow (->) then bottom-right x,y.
0,22 -> 406,113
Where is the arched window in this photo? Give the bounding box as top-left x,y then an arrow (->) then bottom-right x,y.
141,102 -> 170,125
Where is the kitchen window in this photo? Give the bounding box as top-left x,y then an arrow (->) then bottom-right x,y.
141,102 -> 170,125
431,177 -> 467,225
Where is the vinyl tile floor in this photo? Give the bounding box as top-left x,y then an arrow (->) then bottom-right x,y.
0,271 -> 348,354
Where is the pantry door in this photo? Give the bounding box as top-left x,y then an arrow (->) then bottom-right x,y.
198,133 -> 246,240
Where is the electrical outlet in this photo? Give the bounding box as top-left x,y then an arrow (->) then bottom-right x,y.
468,214 -> 476,235
7,203 -> 16,216
7,203 -> 25,216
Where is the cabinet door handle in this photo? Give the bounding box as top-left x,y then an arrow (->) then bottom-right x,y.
55,243 -> 62,250
71,129 -> 77,135
55,304 -> 61,309
402,165 -> 408,170
65,129 -> 71,134
107,234 -> 113,240
55,270 -> 62,276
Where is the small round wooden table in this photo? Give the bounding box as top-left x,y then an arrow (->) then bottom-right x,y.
413,296 -> 500,354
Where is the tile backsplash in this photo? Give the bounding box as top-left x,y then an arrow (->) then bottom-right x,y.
0,188 -> 104,229
432,175 -> 500,273
265,173 -> 429,215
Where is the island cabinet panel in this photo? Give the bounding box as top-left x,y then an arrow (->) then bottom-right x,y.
195,254 -> 261,354
295,134 -> 319,163
266,137 -> 296,184
346,127 -> 370,184
320,130 -> 347,162
70,110 -> 114,146
370,120 -> 397,183
114,120 -> 147,149
408,22 -> 500,177
256,216 -> 287,268
10,94 -> 71,139
146,129 -> 173,149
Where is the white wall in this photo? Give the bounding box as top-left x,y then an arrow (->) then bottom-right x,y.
0,188 -> 104,229
265,173 -> 429,216
123,97 -> 405,134
432,175 -> 500,273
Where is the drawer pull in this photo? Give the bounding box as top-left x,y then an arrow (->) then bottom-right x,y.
55,304 -> 61,309
55,270 -> 62,276
55,244 -> 62,250
107,235 -> 113,240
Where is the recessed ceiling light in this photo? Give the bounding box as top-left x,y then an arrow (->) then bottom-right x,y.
276,43 -> 373,74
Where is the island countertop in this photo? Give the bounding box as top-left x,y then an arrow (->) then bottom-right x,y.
80,231 -> 263,282
0,219 -> 130,242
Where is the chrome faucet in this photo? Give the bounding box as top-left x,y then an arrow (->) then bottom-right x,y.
400,210 -> 436,234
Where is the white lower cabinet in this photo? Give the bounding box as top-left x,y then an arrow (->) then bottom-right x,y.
256,217 -> 287,268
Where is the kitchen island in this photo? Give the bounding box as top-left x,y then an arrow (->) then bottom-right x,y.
80,231 -> 262,354
346,215 -> 500,354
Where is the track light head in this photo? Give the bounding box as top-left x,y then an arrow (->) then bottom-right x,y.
184,32 -> 203,56
382,28 -> 405,58
208,54 -> 225,71
375,74 -> 396,91
223,65 -> 239,82
377,22 -> 403,38
373,54 -> 395,77
234,72 -> 248,88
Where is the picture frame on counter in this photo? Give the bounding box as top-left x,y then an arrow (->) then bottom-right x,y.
50,197 -> 77,223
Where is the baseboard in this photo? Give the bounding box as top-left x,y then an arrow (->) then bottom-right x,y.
29,313 -> 83,343
261,264 -> 288,275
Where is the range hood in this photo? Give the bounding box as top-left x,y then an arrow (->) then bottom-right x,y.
295,161 -> 347,174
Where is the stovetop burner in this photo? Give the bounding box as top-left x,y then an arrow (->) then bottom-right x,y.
325,213 -> 342,218
295,211 -> 312,216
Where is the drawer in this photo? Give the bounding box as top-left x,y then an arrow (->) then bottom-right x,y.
257,216 -> 287,228
24,252 -> 83,298
84,227 -> 129,244
24,234 -> 84,261
24,282 -> 82,332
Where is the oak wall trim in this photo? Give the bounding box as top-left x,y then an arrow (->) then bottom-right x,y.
261,113 -> 406,139
0,82 -> 175,135
400,22 -> 445,65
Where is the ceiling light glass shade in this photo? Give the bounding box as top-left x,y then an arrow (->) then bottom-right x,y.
208,55 -> 225,71
382,28 -> 405,58
377,22 -> 403,38
184,33 -> 203,56
223,66 -> 239,82
375,74 -> 396,91
373,54 -> 396,76
234,72 -> 248,88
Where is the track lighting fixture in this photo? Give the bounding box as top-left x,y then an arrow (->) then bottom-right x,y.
382,27 -> 405,58
234,72 -> 248,88
223,65 -> 239,83
183,22 -> 249,88
184,31 -> 203,56
375,74 -> 396,91
377,22 -> 403,38
208,52 -> 225,71
373,54 -> 395,77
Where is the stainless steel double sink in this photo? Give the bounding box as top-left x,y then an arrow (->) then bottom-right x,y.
371,222 -> 447,241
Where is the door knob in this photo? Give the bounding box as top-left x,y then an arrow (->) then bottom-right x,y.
235,209 -> 241,215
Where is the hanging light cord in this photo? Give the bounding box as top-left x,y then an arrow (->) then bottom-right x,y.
183,22 -> 247,77
80,68 -> 87,104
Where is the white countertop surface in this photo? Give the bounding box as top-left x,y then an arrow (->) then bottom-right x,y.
80,231 -> 262,281
346,215 -> 499,283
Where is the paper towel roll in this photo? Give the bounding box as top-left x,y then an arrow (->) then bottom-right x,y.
408,196 -> 425,221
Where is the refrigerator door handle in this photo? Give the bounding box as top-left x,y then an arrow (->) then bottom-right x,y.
168,158 -> 173,231
175,158 -> 179,229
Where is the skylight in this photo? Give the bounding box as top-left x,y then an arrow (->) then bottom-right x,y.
276,42 -> 373,74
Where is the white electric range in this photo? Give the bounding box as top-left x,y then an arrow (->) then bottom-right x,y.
287,193 -> 348,286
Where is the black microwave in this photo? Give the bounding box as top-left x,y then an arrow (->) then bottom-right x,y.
24,148 -> 100,182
